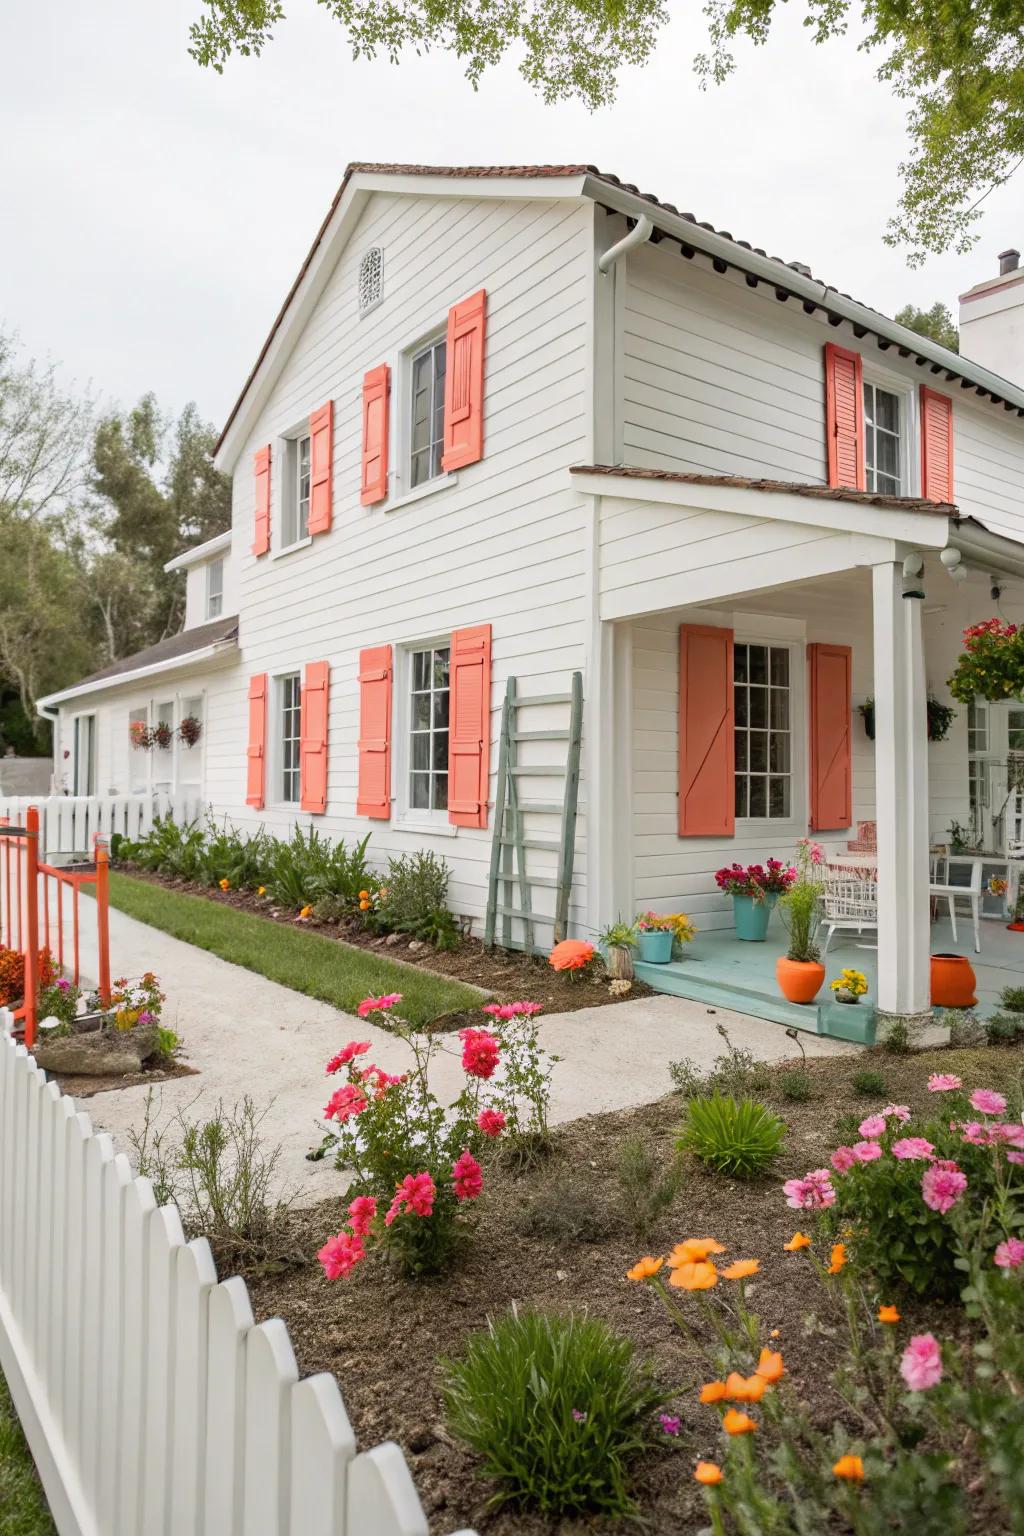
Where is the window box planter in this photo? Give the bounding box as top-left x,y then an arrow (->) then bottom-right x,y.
636,929 -> 673,964
732,892 -> 778,942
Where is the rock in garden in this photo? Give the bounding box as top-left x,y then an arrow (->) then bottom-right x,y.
34,1022 -> 160,1076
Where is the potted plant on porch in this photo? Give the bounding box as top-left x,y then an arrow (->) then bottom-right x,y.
598,919 -> 638,979
715,859 -> 795,942
776,839 -> 826,1003
634,911 -> 675,964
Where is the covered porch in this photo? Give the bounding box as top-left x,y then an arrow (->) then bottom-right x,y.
577,466 -> 1024,1024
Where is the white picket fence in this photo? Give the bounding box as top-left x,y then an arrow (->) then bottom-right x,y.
0,792 -> 204,859
0,1015 -> 476,1536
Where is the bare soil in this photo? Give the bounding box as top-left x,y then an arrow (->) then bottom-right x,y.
40,1057 -> 198,1099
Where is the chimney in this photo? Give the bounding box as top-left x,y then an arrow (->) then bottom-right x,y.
959,247 -> 1024,384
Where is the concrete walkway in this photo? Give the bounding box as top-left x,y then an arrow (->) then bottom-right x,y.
60,900 -> 858,1206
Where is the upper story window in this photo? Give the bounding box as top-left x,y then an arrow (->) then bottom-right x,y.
408,644 -> 450,812
277,673 -> 301,804
206,557 -> 224,620
282,435 -> 311,549
734,642 -> 792,820
410,337 -> 447,488
358,247 -> 383,315
864,382 -> 902,495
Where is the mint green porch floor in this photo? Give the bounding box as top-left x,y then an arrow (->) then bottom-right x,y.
634,914 -> 1024,1030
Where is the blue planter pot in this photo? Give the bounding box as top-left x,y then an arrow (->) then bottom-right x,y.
637,929 -> 674,964
732,892 -> 777,941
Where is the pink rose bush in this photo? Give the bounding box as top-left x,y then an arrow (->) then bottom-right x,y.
318,993 -> 552,1278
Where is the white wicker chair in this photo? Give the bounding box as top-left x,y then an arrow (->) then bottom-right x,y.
820,874 -> 878,957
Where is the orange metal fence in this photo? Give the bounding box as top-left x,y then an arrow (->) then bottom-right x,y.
0,806 -> 111,1047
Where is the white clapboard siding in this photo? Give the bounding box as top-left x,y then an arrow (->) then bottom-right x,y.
0,1014 -> 477,1536
0,792 -> 204,858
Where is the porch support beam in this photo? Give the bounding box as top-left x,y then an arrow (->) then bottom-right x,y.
872,561 -> 931,1019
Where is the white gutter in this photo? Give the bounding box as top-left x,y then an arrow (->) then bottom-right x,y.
164,529 -> 232,574
36,634 -> 238,713
948,521 -> 1024,581
598,214 -> 654,274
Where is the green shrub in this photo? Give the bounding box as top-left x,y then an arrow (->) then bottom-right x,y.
779,1069 -> 813,1102
376,850 -> 459,948
944,1009 -> 987,1048
617,1135 -> 684,1237
670,1028 -> 772,1101
985,1012 -> 1024,1046
998,985 -> 1024,1014
443,1309 -> 662,1516
678,1094 -> 785,1179
834,1110 -> 864,1142
517,1178 -> 614,1244
851,1068 -> 889,1097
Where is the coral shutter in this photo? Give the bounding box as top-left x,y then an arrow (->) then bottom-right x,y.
448,624 -> 492,827
308,401 -> 333,534
678,625 -> 734,836
299,660 -> 330,814
823,343 -> 865,490
356,645 -> 392,818
808,643 -> 852,831
252,445 -> 271,556
920,386 -> 954,503
245,673 -> 267,809
360,366 -> 390,506
442,289 -> 486,472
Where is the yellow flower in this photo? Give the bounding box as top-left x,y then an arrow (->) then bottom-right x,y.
784,1232 -> 811,1251
832,1454 -> 864,1482
723,1408 -> 757,1435
827,1243 -> 847,1275
219,878 -> 230,891
299,905 -> 313,919
721,1259 -> 759,1280
626,1255 -> 664,1282
694,1462 -> 723,1485
257,886 -> 266,896
877,1304 -> 900,1325
668,1260 -> 719,1291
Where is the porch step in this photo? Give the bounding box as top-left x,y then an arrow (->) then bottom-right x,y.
634,959 -> 827,1032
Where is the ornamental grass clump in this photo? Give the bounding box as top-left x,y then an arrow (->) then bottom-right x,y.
442,1309 -> 663,1517
778,838 -> 826,963
679,1094 -> 786,1179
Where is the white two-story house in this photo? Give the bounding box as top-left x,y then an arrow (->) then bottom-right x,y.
39,163 -> 1024,1026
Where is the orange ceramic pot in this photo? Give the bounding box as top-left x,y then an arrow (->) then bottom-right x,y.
930,953 -> 977,1008
776,957 -> 826,1004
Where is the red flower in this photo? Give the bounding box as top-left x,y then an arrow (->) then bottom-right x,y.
459,1027 -> 500,1079
477,1108 -> 507,1137
323,1083 -> 369,1122
452,1149 -> 483,1202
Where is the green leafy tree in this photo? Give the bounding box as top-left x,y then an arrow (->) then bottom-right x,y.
186,0 -> 1024,260
894,302 -> 959,353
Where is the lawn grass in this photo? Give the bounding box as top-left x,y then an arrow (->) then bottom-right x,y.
0,1372 -> 56,1536
106,873 -> 483,1028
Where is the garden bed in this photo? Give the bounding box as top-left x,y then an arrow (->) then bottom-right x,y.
40,1057 -> 198,1098
241,1044 -> 1021,1535
112,867 -> 654,1027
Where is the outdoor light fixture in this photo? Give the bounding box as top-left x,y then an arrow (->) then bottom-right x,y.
902,551 -> 925,600
940,546 -> 969,584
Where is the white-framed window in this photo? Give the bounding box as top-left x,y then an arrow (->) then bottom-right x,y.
72,713 -> 96,796
281,434 -> 311,549
129,707 -> 149,792
152,700 -> 175,792
863,380 -> 903,495
177,694 -> 205,791
734,642 -> 793,820
358,246 -> 383,315
409,335 -> 447,489
206,557 -> 224,620
406,643 -> 450,814
276,672 -> 302,804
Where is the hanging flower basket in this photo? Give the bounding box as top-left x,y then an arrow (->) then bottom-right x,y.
150,721 -> 174,751
178,715 -> 202,748
949,620 -> 1024,703
858,696 -> 955,741
129,721 -> 153,751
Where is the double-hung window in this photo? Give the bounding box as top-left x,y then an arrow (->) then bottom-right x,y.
410,338 -> 447,488
278,673 -> 301,804
72,714 -> 96,796
206,558 -> 224,620
734,643 -> 792,820
283,434 -> 311,548
863,382 -> 902,495
408,645 -> 450,812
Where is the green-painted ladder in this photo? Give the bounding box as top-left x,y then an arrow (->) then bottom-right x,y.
484,671 -> 583,955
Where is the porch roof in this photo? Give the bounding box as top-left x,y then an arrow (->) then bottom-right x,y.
570,464 -> 955,517
36,616 -> 240,712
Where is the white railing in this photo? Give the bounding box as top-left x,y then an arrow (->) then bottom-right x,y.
0,1016 -> 476,1536
0,792 -> 204,859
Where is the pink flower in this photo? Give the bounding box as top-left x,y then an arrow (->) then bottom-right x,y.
347,1195 -> 378,1237
959,1120 -> 988,1145
452,1149 -> 483,1202
360,1064 -> 406,1098
324,1084 -> 369,1122
899,1333 -> 943,1391
477,1108 -> 507,1137
1008,1151 -> 1024,1165
658,1413 -> 682,1436
318,1231 -> 365,1279
326,1040 -> 372,1073
891,1137 -> 935,1162
882,1104 -> 912,1123
921,1162 -> 968,1214
993,1122 -> 1024,1149
970,1089 -> 1008,1116
852,1141 -> 883,1162
831,1146 -> 856,1174
928,1074 -> 962,1093
858,1115 -> 887,1139
459,1027 -> 501,1079
994,1237 -> 1024,1269
356,993 -> 403,1018
783,1172 -> 836,1210
385,1171 -> 436,1225
481,1000 -> 543,1020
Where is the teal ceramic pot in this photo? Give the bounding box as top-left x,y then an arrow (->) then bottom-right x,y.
732,892 -> 776,941
637,929 -> 673,963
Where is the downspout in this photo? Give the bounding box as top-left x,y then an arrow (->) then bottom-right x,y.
598,214 -> 654,274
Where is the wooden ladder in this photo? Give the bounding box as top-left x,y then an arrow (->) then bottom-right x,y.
484,671 -> 583,955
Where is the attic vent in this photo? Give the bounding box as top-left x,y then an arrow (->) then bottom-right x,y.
358,247 -> 383,315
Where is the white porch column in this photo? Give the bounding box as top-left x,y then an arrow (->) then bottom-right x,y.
872,561 -> 931,1017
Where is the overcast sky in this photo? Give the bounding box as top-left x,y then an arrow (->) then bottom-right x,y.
4,0 -> 1022,432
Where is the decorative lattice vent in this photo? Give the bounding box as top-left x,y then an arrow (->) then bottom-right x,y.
358,247 -> 383,315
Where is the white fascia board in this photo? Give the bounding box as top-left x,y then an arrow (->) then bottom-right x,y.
570,470 -> 952,547
37,637 -> 238,712
163,529 -> 232,574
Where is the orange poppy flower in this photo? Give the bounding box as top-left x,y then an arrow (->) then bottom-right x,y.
669,1237 -> 726,1264
784,1232 -> 811,1251
877,1304 -> 900,1325
694,1462 -> 723,1486
724,1371 -> 766,1403
755,1348 -> 784,1383
668,1260 -> 719,1291
832,1454 -> 864,1482
827,1243 -> 847,1275
699,1380 -> 728,1404
626,1255 -> 664,1282
723,1408 -> 757,1435
721,1258 -> 759,1280
549,939 -> 595,972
